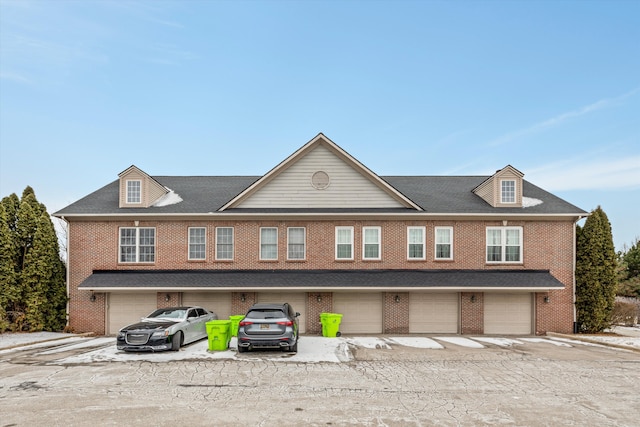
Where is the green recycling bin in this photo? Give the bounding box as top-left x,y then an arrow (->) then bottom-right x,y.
321,313 -> 343,337
229,315 -> 245,337
206,320 -> 231,351
320,313 -> 329,336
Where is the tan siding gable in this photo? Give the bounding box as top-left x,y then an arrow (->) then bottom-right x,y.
237,144 -> 405,208
118,166 -> 167,208
472,165 -> 524,208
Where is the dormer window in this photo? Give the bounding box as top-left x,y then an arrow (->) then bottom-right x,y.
127,180 -> 141,204
501,180 -> 516,204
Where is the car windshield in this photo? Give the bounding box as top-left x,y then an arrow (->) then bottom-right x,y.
247,309 -> 286,320
145,308 -> 187,321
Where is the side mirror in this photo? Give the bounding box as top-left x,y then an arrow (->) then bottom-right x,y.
295,312 -> 300,317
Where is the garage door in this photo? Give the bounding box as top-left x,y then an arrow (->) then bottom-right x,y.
484,293 -> 533,335
108,293 -> 157,335
257,292 -> 307,333
333,293 -> 382,334
409,293 -> 459,333
182,292 -> 232,320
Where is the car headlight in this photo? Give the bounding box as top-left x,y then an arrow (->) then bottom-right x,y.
151,330 -> 170,338
117,332 -> 125,339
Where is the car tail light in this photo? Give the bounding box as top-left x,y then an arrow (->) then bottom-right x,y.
277,320 -> 293,326
239,321 -> 253,327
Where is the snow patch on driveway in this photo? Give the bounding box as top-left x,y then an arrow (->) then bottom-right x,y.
472,337 -> 524,347
434,336 -> 485,348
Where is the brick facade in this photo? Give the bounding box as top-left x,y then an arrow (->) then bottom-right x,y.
66,218 -> 576,336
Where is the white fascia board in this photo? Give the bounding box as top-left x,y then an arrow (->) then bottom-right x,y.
57,212 -> 589,221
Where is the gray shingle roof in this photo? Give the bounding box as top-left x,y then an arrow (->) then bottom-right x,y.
54,175 -> 585,216
79,269 -> 565,291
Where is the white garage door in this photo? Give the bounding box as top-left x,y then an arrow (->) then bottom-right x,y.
484,293 -> 533,335
257,292 -> 307,333
333,293 -> 382,334
108,293 -> 157,335
182,292 -> 233,320
409,293 -> 459,333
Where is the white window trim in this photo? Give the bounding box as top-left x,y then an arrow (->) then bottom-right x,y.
434,226 -> 453,260
362,226 -> 381,260
188,227 -> 206,261
335,226 -> 354,260
287,227 -> 306,260
126,180 -> 142,204
215,227 -> 234,261
260,227 -> 278,260
407,226 -> 426,260
500,179 -> 516,204
118,227 -> 156,263
486,226 -> 523,264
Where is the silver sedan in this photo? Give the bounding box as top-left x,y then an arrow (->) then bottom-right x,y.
116,306 -> 218,351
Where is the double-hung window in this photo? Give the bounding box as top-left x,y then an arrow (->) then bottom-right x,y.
486,226 -> 522,263
335,226 -> 354,260
260,227 -> 278,260
188,227 -> 206,260
435,227 -> 453,260
126,180 -> 141,204
501,180 -> 516,204
287,227 -> 306,260
363,226 -> 381,260
119,227 -> 155,263
215,227 -> 234,260
407,226 -> 425,260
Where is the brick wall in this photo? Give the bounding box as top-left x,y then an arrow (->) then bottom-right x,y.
66,218 -> 576,335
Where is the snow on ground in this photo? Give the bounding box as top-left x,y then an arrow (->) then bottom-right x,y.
2,331 -> 639,364
434,336 -> 485,348
56,337 -> 351,364
385,336 -> 444,349
472,337 -> 524,347
520,338 -> 572,347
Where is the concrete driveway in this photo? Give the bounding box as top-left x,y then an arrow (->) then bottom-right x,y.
1,333 -> 639,426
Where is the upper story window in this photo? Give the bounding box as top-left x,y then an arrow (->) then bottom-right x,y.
188,227 -> 206,260
215,227 -> 234,260
126,180 -> 141,204
435,227 -> 453,260
501,180 -> 516,204
119,227 -> 155,263
260,227 -> 278,260
287,227 -> 306,260
486,226 -> 522,263
335,226 -> 354,260
363,226 -> 381,260
408,226 -> 425,260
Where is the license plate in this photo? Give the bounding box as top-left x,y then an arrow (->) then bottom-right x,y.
260,324 -> 270,330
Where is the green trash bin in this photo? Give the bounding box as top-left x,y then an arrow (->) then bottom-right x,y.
229,315 -> 245,337
206,320 -> 231,351
320,313 -> 330,337
321,313 -> 342,337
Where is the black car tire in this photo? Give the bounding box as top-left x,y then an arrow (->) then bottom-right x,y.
171,331 -> 183,351
289,339 -> 298,353
237,345 -> 247,353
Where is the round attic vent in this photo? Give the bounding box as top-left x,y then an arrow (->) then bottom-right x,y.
311,171 -> 330,190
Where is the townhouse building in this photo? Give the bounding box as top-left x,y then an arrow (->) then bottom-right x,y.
54,134 -> 587,336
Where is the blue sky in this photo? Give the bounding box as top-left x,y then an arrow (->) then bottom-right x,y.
1,0 -> 638,250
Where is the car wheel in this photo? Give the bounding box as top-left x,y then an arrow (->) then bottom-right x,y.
237,345 -> 247,353
171,331 -> 183,351
290,340 -> 298,353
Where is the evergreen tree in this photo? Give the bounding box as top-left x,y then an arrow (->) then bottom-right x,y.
623,239 -> 640,279
0,203 -> 18,331
0,188 -> 67,332
575,206 -> 618,333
